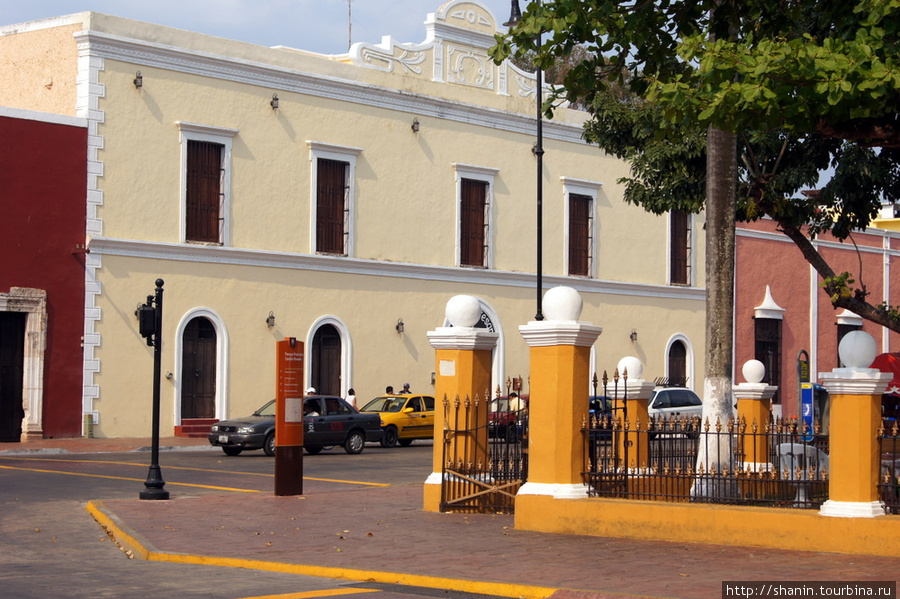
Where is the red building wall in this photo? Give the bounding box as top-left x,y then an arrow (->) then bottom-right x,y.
0,110 -> 87,438
736,219 -> 900,419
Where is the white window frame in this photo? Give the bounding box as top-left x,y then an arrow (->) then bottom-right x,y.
176,122 -> 238,246
561,177 -> 602,279
308,141 -> 362,257
453,163 -> 498,269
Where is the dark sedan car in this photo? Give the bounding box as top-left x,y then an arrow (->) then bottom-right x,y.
208,396 -> 383,456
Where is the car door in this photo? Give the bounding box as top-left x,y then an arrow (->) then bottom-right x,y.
399,395 -> 432,438
304,397 -> 330,446
322,396 -> 352,443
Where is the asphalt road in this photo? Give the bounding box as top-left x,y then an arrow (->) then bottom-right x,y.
0,441 -> 473,599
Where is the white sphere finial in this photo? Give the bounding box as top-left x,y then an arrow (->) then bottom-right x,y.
617,356 -> 643,380
839,330 -> 877,369
742,359 -> 766,384
543,286 -> 583,321
445,295 -> 482,328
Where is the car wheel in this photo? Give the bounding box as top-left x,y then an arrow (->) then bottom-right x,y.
263,432 -> 275,457
222,446 -> 242,456
398,438 -> 413,447
380,426 -> 398,448
344,430 -> 365,454
305,446 -> 323,454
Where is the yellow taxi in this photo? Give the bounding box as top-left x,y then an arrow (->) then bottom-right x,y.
359,394 -> 435,448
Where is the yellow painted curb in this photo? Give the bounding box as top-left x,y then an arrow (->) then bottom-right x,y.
85,500 -> 558,599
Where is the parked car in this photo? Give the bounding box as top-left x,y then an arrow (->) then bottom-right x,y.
208,396 -> 383,456
489,395 -> 528,441
359,394 -> 435,448
648,387 -> 703,419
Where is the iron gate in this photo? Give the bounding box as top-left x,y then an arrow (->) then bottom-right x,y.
440,386 -> 528,514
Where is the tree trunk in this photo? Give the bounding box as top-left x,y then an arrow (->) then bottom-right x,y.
693,125 -> 737,499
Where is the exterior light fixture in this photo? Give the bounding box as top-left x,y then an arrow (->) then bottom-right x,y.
270,94 -> 279,110
266,311 -> 276,328
411,118 -> 420,133
505,0 -> 544,321
630,329 -> 638,342
133,71 -> 143,89
396,318 -> 405,334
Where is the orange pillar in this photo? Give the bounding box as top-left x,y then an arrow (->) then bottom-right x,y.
819,331 -> 891,518
517,287 -> 602,501
424,296 -> 498,512
734,360 -> 776,471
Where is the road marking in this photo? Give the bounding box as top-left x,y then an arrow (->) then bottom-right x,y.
239,589 -> 381,599
0,457 -> 390,487
0,464 -> 260,492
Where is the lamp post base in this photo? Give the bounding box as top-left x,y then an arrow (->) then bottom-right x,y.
140,465 -> 169,500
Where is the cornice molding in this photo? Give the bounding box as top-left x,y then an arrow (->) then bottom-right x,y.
87,237 -> 708,302
73,29 -> 586,145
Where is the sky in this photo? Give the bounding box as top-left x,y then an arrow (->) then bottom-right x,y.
0,1 -> 516,56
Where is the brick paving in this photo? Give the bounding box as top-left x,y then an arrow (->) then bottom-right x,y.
6,436 -> 900,598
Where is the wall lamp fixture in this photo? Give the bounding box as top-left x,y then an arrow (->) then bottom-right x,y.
133,71 -> 143,89
630,329 -> 638,343
266,311 -> 276,328
396,318 -> 405,334
270,94 -> 279,110
411,118 -> 420,133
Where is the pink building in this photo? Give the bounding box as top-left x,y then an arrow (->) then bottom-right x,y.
735,218 -> 900,420
0,107 -> 87,440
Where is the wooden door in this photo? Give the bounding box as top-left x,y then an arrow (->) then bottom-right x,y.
181,317 -> 217,419
311,324 -> 341,396
0,312 -> 26,442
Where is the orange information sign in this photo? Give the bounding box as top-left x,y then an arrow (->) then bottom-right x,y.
275,338 -> 305,447
275,337 -> 304,496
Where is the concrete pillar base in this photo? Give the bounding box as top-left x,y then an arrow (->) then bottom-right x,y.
423,472 -> 442,512
518,482 -> 588,499
819,499 -> 886,518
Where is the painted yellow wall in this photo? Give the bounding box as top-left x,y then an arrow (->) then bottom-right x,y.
0,3 -> 709,437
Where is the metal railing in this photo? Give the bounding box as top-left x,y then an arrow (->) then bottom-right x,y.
879,421 -> 900,515
583,415 -> 831,509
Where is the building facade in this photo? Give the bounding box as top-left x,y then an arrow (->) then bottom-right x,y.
735,218 -> 900,420
0,107 -> 88,440
0,1 -> 707,439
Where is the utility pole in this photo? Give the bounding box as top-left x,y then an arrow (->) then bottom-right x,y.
347,0 -> 352,50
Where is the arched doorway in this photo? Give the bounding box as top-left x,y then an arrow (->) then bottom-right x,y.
667,339 -> 688,387
311,324 -> 341,395
181,316 -> 217,419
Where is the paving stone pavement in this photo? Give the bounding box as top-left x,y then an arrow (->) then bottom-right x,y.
6,436 -> 900,598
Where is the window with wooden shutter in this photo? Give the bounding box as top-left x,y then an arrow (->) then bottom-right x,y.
460,178 -> 487,267
670,209 -> 690,285
568,193 -> 592,277
316,158 -> 348,255
754,318 -> 782,403
186,140 -> 223,243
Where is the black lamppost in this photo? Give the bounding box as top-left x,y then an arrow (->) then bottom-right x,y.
136,278 -> 169,500
505,0 -> 544,321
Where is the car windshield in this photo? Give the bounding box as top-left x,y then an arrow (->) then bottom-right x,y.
361,397 -> 407,412
254,400 -> 276,417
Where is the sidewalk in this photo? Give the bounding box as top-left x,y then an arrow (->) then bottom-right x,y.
9,436 -> 900,599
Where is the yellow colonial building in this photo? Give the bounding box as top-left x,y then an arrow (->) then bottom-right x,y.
0,1 -> 706,438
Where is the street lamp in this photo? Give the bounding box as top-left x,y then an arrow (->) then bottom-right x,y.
136,279 -> 169,500
504,0 -> 544,321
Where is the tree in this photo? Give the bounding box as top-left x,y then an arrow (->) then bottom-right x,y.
491,0 -> 900,483
491,0 -> 900,331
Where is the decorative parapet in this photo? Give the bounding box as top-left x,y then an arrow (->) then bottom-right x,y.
347,0 -> 546,101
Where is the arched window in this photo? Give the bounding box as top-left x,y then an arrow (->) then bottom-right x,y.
667,340 -> 688,387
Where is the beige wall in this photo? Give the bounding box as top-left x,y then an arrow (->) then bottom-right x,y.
0,2 -> 708,437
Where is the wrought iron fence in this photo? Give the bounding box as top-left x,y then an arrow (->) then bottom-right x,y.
880,421 -> 900,515
440,378 -> 528,514
583,414 -> 831,509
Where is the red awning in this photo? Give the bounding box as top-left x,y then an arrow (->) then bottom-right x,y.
870,352 -> 900,395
